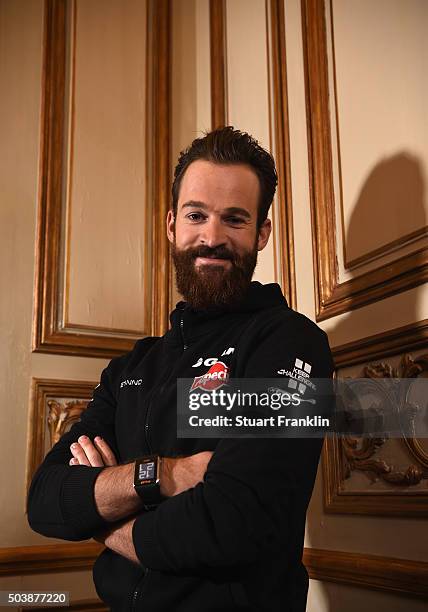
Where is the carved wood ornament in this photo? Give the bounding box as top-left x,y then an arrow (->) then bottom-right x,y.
47,399 -> 88,446
324,351 -> 428,516
341,354 -> 428,488
27,378 -> 97,490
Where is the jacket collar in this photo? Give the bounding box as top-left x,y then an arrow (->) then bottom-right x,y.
165,282 -> 288,345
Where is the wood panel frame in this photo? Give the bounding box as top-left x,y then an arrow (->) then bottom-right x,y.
333,319 -> 428,369
27,378 -> 97,492
267,0 -> 296,308
209,0 -> 227,128
1,543 -> 426,599
301,0 -> 428,321
304,548 -> 428,599
33,0 -> 171,358
0,542 -> 103,577
323,322 -> 428,516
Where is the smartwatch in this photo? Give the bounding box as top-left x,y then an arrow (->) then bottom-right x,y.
133,455 -> 162,509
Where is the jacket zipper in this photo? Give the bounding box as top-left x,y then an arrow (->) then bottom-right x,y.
180,315 -> 188,350
131,568 -> 150,611
144,402 -> 153,453
137,314 -> 188,606
144,314 -> 187,451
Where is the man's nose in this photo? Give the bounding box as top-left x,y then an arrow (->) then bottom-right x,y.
200,217 -> 227,247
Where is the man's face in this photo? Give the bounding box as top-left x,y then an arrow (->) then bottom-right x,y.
167,160 -> 271,309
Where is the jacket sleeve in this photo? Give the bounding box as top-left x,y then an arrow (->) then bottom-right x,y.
132,318 -> 334,574
27,354 -> 127,541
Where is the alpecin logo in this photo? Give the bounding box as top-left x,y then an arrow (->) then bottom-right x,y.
190,362 -> 229,392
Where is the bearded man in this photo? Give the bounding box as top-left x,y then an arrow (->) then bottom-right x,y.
28,127 -> 334,611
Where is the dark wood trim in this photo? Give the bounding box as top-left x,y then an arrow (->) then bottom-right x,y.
0,542 -> 102,577
268,0 -> 296,308
332,319 -> 428,368
3,542 -> 426,600
28,601 -> 107,612
33,0 -> 67,353
304,548 -> 428,599
301,0 -> 428,321
33,0 -> 171,357
301,0 -> 338,322
149,0 -> 172,336
209,0 -> 227,128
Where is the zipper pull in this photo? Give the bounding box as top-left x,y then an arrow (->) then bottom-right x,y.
180,315 -> 188,351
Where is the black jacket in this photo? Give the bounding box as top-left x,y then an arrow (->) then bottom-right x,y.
27,282 -> 334,611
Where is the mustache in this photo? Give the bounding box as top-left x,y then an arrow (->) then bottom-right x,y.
187,246 -> 235,261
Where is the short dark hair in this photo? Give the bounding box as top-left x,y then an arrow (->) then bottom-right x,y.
171,126 -> 278,228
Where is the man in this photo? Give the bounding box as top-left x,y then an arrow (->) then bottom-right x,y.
28,127 -> 334,611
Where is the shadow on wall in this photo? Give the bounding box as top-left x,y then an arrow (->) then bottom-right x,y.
346,152 -> 426,265
306,151 -> 427,611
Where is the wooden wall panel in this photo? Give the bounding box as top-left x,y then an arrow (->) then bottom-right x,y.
301,0 -> 428,321
33,0 -> 171,358
27,378 -> 97,490
324,327 -> 428,517
209,0 -> 227,128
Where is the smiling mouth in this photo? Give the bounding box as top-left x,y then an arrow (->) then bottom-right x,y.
195,256 -> 231,267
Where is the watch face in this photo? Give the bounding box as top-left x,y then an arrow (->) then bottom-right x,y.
138,460 -> 156,484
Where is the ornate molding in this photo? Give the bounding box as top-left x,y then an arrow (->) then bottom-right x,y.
47,399 -> 87,446
33,0 -> 171,358
27,378 -> 97,491
324,352 -> 428,516
301,0 -> 428,321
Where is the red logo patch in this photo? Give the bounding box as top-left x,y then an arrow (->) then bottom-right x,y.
190,361 -> 229,391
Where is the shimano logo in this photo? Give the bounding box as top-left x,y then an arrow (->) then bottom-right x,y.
120,379 -> 143,389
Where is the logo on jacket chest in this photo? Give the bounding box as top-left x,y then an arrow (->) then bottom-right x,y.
190,361 -> 229,391
120,378 -> 143,389
191,347 -> 235,368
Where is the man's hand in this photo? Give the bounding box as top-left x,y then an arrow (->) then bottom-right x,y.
69,435 -> 117,467
160,451 -> 213,497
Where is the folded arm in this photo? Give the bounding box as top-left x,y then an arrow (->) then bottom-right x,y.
68,436 -> 213,564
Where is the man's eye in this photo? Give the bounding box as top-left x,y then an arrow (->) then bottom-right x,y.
187,212 -> 204,222
226,216 -> 245,225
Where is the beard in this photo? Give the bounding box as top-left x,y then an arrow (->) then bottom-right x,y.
172,241 -> 258,311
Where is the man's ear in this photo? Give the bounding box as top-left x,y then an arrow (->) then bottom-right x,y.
257,218 -> 271,251
166,210 -> 175,244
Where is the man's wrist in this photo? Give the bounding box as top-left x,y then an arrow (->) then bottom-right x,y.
94,462 -> 143,522
102,518 -> 139,565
